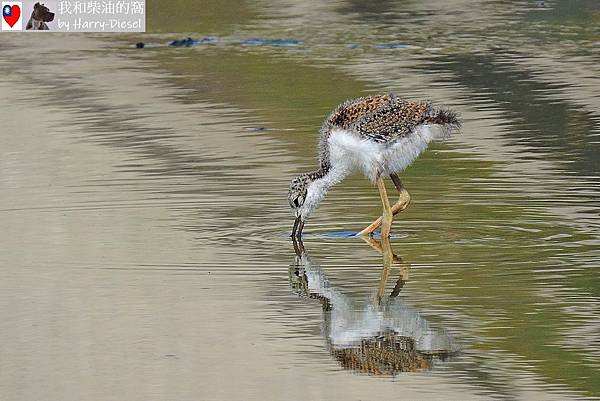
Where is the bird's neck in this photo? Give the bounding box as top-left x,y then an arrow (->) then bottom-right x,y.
315,125 -> 333,178
319,157 -> 331,175
308,165 -> 346,197
311,165 -> 329,180
300,164 -> 345,221
305,157 -> 331,182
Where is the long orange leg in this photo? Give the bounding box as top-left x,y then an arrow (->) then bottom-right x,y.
358,173 -> 411,236
376,175 -> 393,238
360,236 -> 411,305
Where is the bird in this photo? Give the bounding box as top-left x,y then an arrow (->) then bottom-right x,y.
288,93 -> 461,238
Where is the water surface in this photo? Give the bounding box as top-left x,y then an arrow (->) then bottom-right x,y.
1,1 -> 599,400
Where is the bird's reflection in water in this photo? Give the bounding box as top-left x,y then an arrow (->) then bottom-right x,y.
290,237 -> 459,375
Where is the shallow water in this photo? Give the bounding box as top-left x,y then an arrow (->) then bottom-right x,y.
1,1 -> 600,400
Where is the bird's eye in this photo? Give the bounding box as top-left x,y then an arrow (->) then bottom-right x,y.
293,198 -> 301,207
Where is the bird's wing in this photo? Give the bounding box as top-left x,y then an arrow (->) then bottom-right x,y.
351,97 -> 430,143
324,94 -> 393,131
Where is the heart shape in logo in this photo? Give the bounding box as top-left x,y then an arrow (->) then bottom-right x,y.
3,4 -> 21,27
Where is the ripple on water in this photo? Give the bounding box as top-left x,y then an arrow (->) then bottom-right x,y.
2,4 -> 600,399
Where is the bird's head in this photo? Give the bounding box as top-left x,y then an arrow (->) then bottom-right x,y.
288,173 -> 311,217
288,172 -> 329,237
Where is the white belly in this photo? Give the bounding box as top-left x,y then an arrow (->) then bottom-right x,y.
328,125 -> 442,181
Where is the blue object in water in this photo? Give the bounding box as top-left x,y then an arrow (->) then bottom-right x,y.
319,231 -> 359,238
169,37 -> 198,47
319,230 -> 407,239
241,38 -> 303,47
271,38 -> 303,46
198,36 -> 219,44
168,36 -> 219,47
240,38 -> 263,46
374,43 -> 408,49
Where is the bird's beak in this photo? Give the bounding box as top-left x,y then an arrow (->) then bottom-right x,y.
291,216 -> 305,238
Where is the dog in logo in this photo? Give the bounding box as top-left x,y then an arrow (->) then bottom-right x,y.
26,2 -> 53,30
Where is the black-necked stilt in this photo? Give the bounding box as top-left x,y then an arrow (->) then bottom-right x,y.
289,93 -> 460,238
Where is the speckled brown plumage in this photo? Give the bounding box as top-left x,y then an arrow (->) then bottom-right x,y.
317,93 -> 460,171
351,98 -> 430,143
330,335 -> 432,375
327,94 -> 392,129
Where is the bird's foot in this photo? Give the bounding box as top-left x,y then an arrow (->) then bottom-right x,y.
357,199 -> 409,236
357,217 -> 382,237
